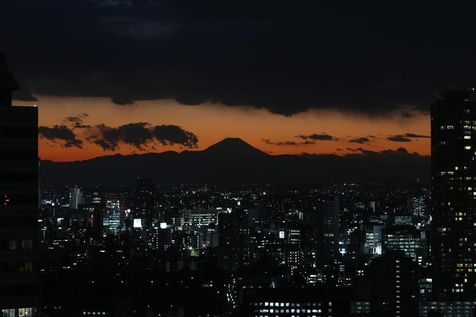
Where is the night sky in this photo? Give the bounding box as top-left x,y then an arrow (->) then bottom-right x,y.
4,1 -> 472,161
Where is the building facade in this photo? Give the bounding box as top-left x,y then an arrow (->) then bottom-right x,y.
0,53 -> 39,316
431,90 -> 476,299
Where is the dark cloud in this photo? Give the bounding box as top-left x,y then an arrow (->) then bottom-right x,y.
153,125 -> 199,148
94,0 -> 132,7
387,135 -> 412,142
404,133 -> 430,138
263,134 -> 336,145
39,125 -> 83,148
297,133 -> 336,141
401,111 -> 414,118
89,122 -> 154,150
262,139 -> 314,146
372,147 -> 408,155
3,1 -> 475,115
111,96 -> 134,105
349,137 -> 370,144
347,147 -> 409,155
346,147 -> 364,152
64,114 -> 91,129
88,122 -> 198,150
388,132 -> 430,142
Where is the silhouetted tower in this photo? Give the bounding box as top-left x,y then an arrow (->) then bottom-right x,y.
132,178 -> 157,228
354,252 -> 419,317
218,209 -> 250,270
0,53 -> 39,315
431,90 -> 476,299
317,195 -> 340,280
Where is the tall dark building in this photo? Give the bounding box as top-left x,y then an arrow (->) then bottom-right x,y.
353,252 -> 419,317
0,53 -> 39,315
317,195 -> 340,280
218,209 -> 250,270
431,90 -> 476,299
132,178 -> 157,228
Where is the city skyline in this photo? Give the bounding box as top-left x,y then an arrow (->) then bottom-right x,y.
3,1 -> 476,316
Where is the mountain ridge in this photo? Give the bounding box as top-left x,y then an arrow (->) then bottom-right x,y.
40,138 -> 430,186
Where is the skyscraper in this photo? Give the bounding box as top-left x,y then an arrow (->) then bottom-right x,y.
132,178 -> 157,229
218,208 -> 250,270
317,195 -> 340,280
68,186 -> 83,210
0,53 -> 39,316
353,252 -> 419,316
103,192 -> 126,235
431,90 -> 476,299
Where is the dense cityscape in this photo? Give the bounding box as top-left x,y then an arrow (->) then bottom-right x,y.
16,89 -> 474,317
38,182 -> 431,316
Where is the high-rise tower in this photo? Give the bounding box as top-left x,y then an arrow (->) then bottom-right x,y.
0,53 -> 39,316
317,195 -> 340,281
431,90 -> 476,299
132,178 -> 157,228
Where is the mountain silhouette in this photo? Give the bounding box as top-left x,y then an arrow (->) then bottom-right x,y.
40,138 -> 430,186
203,137 -> 269,158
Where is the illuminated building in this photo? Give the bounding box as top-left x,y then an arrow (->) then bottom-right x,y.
410,196 -> 426,217
240,288 -> 345,316
383,226 -> 423,264
181,209 -> 217,228
285,228 -> 303,266
350,301 -> 371,315
149,225 -> 171,252
68,186 -> 83,210
0,53 -> 39,316
431,90 -> 476,299
363,224 -> 383,256
102,192 -> 126,235
419,301 -> 476,317
102,206 -> 121,235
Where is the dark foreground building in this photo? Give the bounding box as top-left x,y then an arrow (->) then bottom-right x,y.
0,53 -> 39,316
431,90 -> 476,300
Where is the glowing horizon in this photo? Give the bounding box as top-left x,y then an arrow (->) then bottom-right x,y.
16,95 -> 430,162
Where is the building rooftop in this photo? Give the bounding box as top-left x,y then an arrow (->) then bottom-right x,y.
0,52 -> 19,91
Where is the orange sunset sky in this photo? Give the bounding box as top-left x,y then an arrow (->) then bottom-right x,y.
17,95 -> 430,162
